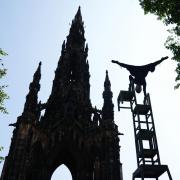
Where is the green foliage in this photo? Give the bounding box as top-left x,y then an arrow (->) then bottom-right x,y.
0,146 -> 4,163
0,48 -> 8,163
139,0 -> 180,89
139,0 -> 180,24
0,48 -> 8,113
0,48 -> 8,56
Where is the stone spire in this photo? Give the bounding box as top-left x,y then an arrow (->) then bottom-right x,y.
22,62 -> 41,121
66,6 -> 85,47
42,7 -> 91,127
62,6 -> 85,53
102,70 -> 114,122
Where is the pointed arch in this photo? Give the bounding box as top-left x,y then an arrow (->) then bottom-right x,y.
51,164 -> 72,180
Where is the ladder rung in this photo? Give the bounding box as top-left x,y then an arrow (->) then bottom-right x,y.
119,106 -> 131,109
133,165 -> 169,179
138,149 -> 157,158
134,104 -> 150,115
136,129 -> 155,140
134,120 -> 152,124
138,159 -> 158,164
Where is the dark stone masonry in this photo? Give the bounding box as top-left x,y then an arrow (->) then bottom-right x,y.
1,7 -> 123,180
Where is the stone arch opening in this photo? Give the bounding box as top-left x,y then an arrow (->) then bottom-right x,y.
51,164 -> 72,180
47,141 -> 95,180
48,144 -> 78,180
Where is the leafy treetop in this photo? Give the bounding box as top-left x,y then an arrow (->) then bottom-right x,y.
0,48 -> 8,113
139,0 -> 180,89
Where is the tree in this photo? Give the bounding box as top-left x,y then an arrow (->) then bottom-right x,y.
0,48 -> 8,113
0,146 -> 4,163
139,0 -> 180,88
0,48 -> 8,163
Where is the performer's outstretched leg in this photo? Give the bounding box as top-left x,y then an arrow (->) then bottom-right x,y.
129,75 -> 134,82
143,83 -> 146,96
129,75 -> 134,91
117,95 -> 121,111
143,81 -> 147,104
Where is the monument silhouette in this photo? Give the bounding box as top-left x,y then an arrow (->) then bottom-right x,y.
0,7 -> 123,180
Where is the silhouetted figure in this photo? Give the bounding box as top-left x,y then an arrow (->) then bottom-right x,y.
112,56 -> 168,96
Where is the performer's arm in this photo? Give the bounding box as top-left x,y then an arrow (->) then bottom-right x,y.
153,56 -> 169,66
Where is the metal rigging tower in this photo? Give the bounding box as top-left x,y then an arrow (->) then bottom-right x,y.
118,79 -> 172,180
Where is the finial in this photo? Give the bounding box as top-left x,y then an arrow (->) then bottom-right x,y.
78,6 -> 81,12
102,70 -> 114,121
77,6 -> 81,16
74,6 -> 82,22
62,40 -> 66,52
105,70 -> 110,85
104,70 -> 111,92
106,70 -> 108,75
34,61 -> 41,78
85,43 -> 88,53
39,61 -> 42,67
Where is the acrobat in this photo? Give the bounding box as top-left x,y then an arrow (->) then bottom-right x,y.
111,56 -> 168,96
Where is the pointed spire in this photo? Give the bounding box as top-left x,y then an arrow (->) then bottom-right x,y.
102,70 -> 114,122
74,6 -> 82,23
72,6 -> 83,28
104,70 -> 111,90
32,62 -> 41,87
103,70 -> 112,100
85,43 -> 88,52
66,6 -> 85,48
85,43 -> 88,59
28,61 -> 41,94
61,40 -> 66,52
22,62 -> 41,120
43,7 -> 91,127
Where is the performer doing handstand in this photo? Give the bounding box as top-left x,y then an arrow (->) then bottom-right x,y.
111,56 -> 168,96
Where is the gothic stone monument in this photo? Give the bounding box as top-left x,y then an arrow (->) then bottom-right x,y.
1,7 -> 123,180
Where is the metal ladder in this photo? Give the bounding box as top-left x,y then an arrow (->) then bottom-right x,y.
118,81 -> 172,180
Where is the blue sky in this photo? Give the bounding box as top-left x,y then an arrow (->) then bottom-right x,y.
0,1 -> 179,179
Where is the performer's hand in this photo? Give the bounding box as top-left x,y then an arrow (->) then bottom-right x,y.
161,56 -> 169,60
111,60 -> 118,63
